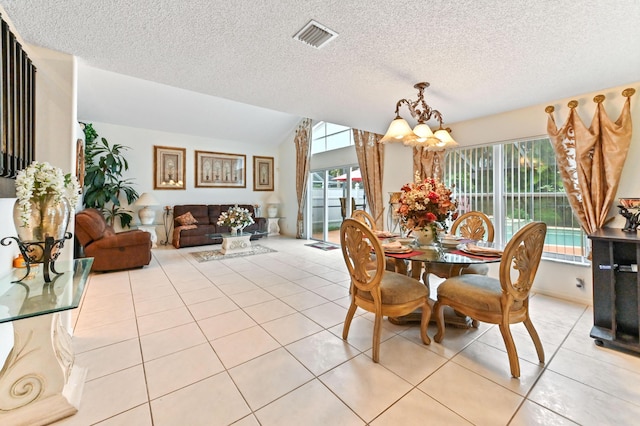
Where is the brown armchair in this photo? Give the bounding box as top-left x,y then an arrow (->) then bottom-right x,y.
75,209 -> 152,272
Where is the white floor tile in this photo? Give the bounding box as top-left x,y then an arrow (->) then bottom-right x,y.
371,388 -> 472,425
320,354 -> 413,422
150,372 -> 251,426
255,379 -> 364,425
145,343 -> 224,399
210,325 -> 280,368
418,362 -> 523,426
528,369 -> 640,425
229,348 -> 314,410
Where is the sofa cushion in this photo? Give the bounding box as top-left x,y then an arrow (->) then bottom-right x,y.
173,205 -> 210,226
175,211 -> 198,226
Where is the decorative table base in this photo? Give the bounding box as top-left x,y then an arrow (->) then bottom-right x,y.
221,234 -> 252,255
0,313 -> 87,425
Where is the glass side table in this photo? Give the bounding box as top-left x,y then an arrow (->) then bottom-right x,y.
0,258 -> 93,425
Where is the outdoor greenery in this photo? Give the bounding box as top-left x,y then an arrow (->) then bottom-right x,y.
81,122 -> 139,228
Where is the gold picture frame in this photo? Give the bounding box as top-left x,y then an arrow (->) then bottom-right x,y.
253,156 -> 274,191
154,145 -> 186,190
195,150 -> 246,188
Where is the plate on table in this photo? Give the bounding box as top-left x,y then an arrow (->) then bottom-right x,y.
441,238 -> 461,248
459,243 -> 503,257
383,245 -> 413,254
394,237 -> 416,245
373,230 -> 398,239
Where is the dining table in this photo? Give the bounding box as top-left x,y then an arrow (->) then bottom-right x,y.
380,238 -> 503,328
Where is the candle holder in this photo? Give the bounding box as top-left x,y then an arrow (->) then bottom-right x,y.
1,232 -> 72,282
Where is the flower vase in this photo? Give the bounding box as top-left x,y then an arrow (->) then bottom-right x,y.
413,224 -> 440,247
13,195 -> 71,244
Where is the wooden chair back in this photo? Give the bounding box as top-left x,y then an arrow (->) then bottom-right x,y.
451,211 -> 494,242
499,221 -> 547,302
351,209 -> 376,230
340,218 -> 384,297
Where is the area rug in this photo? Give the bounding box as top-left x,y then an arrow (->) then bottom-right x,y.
305,242 -> 340,251
190,244 -> 277,262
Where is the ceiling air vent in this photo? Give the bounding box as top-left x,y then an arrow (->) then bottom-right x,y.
293,20 -> 338,49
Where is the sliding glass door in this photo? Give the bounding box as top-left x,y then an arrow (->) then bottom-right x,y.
310,166 -> 363,244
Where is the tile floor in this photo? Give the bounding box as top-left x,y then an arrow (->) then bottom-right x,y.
55,237 -> 640,425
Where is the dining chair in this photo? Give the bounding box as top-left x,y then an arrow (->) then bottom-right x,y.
340,218 -> 431,362
433,221 -> 547,377
428,211 -> 496,280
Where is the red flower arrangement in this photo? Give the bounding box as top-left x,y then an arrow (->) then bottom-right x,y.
396,173 -> 458,231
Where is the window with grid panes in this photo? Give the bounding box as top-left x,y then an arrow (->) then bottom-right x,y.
444,137 -> 587,263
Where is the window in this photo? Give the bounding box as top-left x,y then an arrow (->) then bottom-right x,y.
311,121 -> 353,154
444,137 -> 587,263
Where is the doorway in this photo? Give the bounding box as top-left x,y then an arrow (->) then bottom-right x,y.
310,166 -> 364,244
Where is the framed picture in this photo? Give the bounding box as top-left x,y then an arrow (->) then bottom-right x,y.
253,156 -> 274,191
195,150 -> 246,188
154,145 -> 186,190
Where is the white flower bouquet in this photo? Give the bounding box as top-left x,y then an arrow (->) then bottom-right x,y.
15,161 -> 81,228
217,205 -> 255,229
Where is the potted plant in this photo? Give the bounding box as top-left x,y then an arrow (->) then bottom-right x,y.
81,122 -> 139,228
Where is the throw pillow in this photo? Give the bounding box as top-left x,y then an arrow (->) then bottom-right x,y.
175,211 -> 198,226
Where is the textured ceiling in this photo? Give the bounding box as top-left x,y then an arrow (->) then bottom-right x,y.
2,0 -> 640,146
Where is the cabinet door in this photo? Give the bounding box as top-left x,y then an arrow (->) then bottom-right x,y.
592,239 -> 614,329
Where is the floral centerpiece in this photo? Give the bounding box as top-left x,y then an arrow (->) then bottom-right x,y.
217,205 -> 255,232
15,161 -> 80,233
396,172 -> 457,244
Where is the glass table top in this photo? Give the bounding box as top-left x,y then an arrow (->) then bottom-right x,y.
0,258 -> 93,324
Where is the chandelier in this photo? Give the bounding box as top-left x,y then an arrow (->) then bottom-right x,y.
380,82 -> 458,150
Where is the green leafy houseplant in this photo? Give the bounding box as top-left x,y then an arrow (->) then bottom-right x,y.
81,122 -> 139,228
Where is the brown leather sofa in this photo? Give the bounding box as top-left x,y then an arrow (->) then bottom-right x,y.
75,208 -> 152,272
172,204 -> 266,248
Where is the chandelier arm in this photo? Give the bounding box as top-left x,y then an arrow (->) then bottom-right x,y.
394,98 -> 413,117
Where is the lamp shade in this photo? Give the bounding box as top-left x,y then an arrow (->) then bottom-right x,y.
433,128 -> 458,148
380,117 -> 415,144
412,122 -> 434,141
267,193 -> 280,205
135,192 -> 159,207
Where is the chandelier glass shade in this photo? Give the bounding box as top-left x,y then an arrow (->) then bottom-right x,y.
380,82 -> 458,150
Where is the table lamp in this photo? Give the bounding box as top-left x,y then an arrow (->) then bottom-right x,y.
267,193 -> 280,217
135,192 -> 159,225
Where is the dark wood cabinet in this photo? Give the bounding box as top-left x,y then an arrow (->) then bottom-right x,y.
588,228 -> 640,353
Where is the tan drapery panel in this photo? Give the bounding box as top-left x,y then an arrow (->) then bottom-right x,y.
294,119 -> 311,238
353,129 -> 385,229
546,88 -> 635,235
413,148 -> 446,181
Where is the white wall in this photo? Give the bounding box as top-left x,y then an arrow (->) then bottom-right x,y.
83,122 -> 280,240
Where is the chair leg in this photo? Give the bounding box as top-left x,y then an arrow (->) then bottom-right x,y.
372,313 -> 382,363
523,317 -> 545,364
498,322 -> 520,378
420,300 -> 431,345
342,302 -> 357,340
433,301 -> 446,343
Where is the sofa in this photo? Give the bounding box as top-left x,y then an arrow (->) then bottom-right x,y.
75,208 -> 152,272
172,204 -> 267,248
